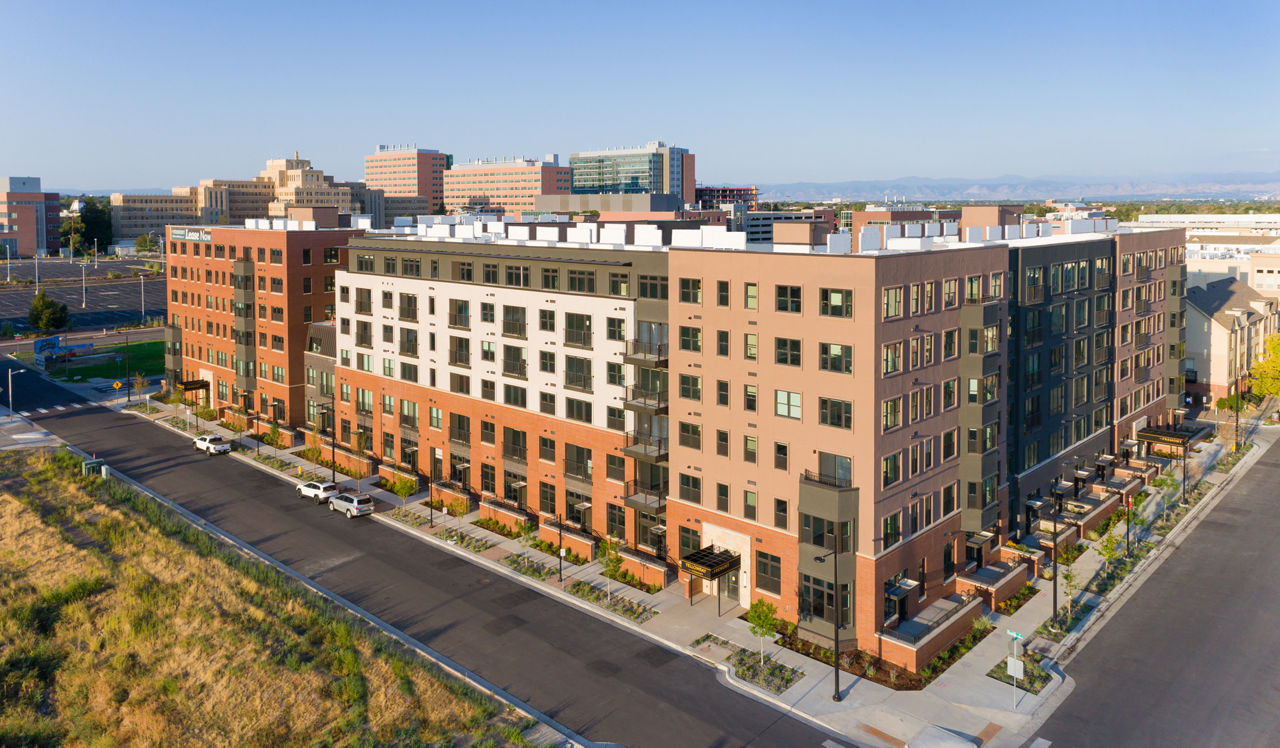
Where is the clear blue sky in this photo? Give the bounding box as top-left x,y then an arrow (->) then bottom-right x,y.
4,0 -> 1276,190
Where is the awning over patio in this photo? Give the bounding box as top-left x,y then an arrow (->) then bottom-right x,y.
1136,427 -> 1192,448
1026,496 -> 1051,511
179,379 -> 209,391
680,545 -> 741,581
966,531 -> 994,549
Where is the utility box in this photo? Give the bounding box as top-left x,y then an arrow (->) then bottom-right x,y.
82,458 -> 104,476
101,465 -> 110,479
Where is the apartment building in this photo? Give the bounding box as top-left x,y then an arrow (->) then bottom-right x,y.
443,157 -> 569,215
0,177 -> 60,258
364,145 -> 450,206
1184,278 -> 1276,403
163,213 -> 364,431
570,142 -> 695,205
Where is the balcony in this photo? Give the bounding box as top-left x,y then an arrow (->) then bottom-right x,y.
1095,309 -> 1111,327
355,301 -> 372,315
564,329 -> 592,349
622,432 -> 668,462
448,351 -> 470,368
624,386 -> 668,413
1024,284 -> 1045,304
623,480 -> 668,510
355,333 -> 372,348
963,295 -> 998,306
502,320 -> 527,338
1136,264 -> 1151,282
1093,270 -> 1113,290
564,371 -> 593,393
1135,298 -> 1150,315
1134,364 -> 1149,383
1135,331 -> 1149,349
502,359 -> 527,379
448,313 -> 470,329
449,427 -> 470,445
399,306 -> 418,322
400,343 -> 418,358
625,339 -> 669,367
563,459 -> 593,484
501,443 -> 527,464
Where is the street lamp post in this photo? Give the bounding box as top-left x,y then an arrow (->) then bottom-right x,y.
815,546 -> 843,702
558,513 -> 564,582
8,368 -> 24,419
81,265 -> 86,308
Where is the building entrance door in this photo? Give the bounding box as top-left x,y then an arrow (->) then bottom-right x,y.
719,570 -> 739,604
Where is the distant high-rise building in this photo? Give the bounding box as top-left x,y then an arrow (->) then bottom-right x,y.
443,156 -> 569,215
570,141 -> 695,206
364,145 -> 451,206
0,177 -> 60,258
695,185 -> 757,210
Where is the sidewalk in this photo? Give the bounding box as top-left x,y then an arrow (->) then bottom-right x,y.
108,392 -> 1280,747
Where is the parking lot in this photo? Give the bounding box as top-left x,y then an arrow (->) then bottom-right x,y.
0,276 -> 166,330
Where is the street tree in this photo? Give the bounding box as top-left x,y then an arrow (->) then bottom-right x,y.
134,233 -> 159,253
28,291 -> 68,330
1251,333 -> 1280,398
746,598 -> 780,668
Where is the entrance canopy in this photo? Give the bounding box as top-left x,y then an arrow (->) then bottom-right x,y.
1136,427 -> 1191,448
680,546 -> 740,581
179,379 -> 209,392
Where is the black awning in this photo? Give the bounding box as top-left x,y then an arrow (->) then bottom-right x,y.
179,379 -> 209,391
1136,427 -> 1191,447
680,546 -> 741,580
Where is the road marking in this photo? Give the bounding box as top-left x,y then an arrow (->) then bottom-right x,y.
36,408 -> 48,413
72,403 -> 83,408
13,433 -> 45,440
1029,739 -> 1052,748
19,411 -> 30,416
55,405 -> 66,410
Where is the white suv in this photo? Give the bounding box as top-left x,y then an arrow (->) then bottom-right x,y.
297,480 -> 340,504
193,434 -> 231,455
329,492 -> 374,518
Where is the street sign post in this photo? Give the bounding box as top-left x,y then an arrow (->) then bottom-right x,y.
1007,655 -> 1024,707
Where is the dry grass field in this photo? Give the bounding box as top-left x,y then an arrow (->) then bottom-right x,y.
0,447 -> 540,747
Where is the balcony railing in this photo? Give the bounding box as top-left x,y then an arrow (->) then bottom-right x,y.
502,320 -> 527,338
399,306 -> 418,322
800,470 -> 852,489
1136,298 -> 1150,315
354,301 -> 372,315
1093,270 -> 1113,289
623,480 -> 668,508
501,443 -> 527,463
502,359 -> 527,378
623,432 -> 669,460
963,295 -> 998,306
1136,264 -> 1151,282
449,350 -> 470,367
1095,309 -> 1111,327
400,343 -> 418,357
449,427 -> 470,445
626,339 -> 668,360
1024,284 -> 1045,304
564,372 -> 593,392
1135,332 -> 1149,349
563,459 -> 593,482
448,313 -> 470,329
625,386 -> 668,408
564,329 -> 592,349
1134,365 -> 1149,383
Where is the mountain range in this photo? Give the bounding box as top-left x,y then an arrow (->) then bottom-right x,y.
753,172 -> 1280,202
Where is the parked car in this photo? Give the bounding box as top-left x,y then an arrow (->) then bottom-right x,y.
329,492 -> 374,518
296,480 -> 339,504
192,434 -> 231,455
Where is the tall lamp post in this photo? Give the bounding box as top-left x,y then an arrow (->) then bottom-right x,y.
815,543 -> 845,702
8,368 -> 24,419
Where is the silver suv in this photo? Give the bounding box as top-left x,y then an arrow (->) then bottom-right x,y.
329,492 -> 374,518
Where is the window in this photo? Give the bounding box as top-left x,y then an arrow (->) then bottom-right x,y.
716,430 -> 730,457
774,390 -> 802,419
609,272 -> 629,296
607,362 -> 625,387
775,337 -> 801,366
801,514 -> 851,552
678,326 -> 702,352
756,552 -> 782,594
540,392 -> 555,415
541,267 -> 560,290
774,499 -> 788,529
943,379 -> 958,409
539,309 -> 555,332
882,342 -> 902,375
505,265 -> 530,287
743,435 -> 757,463
942,429 -> 957,459
565,398 -> 592,424
943,329 -> 958,359
819,288 -> 852,317
882,287 -> 903,319
679,526 -> 702,560
503,384 -> 527,408
716,380 -> 729,406
743,490 -> 757,520
678,374 -> 702,401
678,422 -> 702,449
744,282 -> 758,310
776,285 -> 801,312
882,397 -> 901,431
883,512 -> 901,546
678,473 -> 702,503
882,453 -> 901,487
818,343 -> 852,373
539,351 -> 555,373
743,333 -> 757,360
568,270 -> 595,293
481,379 -> 495,401
819,398 -> 852,429
482,263 -> 499,284
679,278 -> 702,303
638,274 -> 668,299
606,317 -> 625,341
774,442 -> 789,471
716,330 -> 729,356
717,280 -> 730,306
743,384 -> 757,412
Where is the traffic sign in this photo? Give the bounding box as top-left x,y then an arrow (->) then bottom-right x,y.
1007,656 -> 1025,680
112,381 -> 122,390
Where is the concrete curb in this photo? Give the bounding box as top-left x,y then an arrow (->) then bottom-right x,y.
52,438 -> 585,748
369,512 -> 869,747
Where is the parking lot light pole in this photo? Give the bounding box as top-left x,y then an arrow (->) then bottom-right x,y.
81,265 -> 86,307
8,368 -> 24,419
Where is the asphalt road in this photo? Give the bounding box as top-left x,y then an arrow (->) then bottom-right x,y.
0,326 -> 164,356
1035,437 -> 1280,746
2,358 -> 844,748
0,276 -> 165,329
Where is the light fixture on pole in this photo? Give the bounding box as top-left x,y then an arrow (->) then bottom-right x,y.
814,545 -> 844,702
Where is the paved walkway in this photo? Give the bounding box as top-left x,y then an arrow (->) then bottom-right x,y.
79,388 -> 1280,747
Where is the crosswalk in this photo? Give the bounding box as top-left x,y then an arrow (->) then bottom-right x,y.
20,403 -> 86,417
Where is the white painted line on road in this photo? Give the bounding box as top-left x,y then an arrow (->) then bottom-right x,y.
1029,739 -> 1051,748
36,408 -> 48,413
19,411 -> 30,416
55,405 -> 66,411
72,403 -> 83,408
13,433 -> 46,440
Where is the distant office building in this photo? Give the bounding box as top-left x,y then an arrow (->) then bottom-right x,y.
443,156 -> 569,215
570,141 -> 695,205
736,208 -> 838,243
840,206 -> 962,233
1184,278 -> 1279,404
534,193 -> 682,214
0,177 -> 61,258
112,155 -> 358,238
1130,213 -> 1280,235
695,185 -> 757,210
364,145 -> 451,206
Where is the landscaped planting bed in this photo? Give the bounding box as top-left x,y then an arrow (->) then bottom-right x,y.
528,537 -> 587,565
441,528 -> 495,553
1214,441 -> 1253,472
995,583 -> 1040,616
473,517 -> 526,540
123,402 -> 159,414
162,416 -> 208,435
568,580 -> 658,623
603,567 -> 662,595
1085,540 -> 1155,596
691,634 -> 803,694
500,553 -> 555,580
386,506 -> 431,529
1056,543 -> 1086,565
1036,602 -> 1098,642
988,652 -> 1053,694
